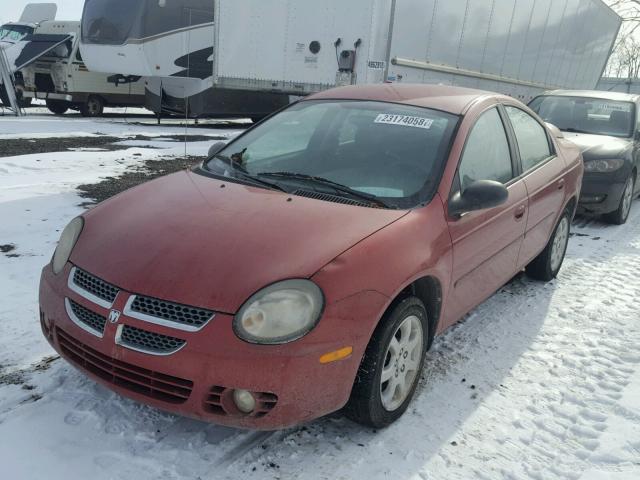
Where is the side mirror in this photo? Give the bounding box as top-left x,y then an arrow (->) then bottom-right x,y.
545,122 -> 564,139
208,141 -> 226,159
449,180 -> 509,218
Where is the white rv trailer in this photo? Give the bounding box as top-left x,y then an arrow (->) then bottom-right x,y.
79,0 -> 290,119
79,0 -> 621,108
19,21 -> 146,116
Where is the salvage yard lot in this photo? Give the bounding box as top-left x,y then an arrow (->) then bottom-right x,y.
1,110 -> 639,480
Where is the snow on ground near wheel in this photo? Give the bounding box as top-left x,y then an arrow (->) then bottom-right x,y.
1,115 -> 639,479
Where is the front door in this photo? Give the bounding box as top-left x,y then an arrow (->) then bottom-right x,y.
446,107 -> 528,326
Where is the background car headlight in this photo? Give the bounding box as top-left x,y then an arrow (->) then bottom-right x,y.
234,279 -> 324,345
584,159 -> 625,173
52,217 -> 84,275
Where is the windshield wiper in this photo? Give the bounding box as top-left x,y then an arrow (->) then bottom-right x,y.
562,127 -> 592,135
257,172 -> 390,208
210,155 -> 288,192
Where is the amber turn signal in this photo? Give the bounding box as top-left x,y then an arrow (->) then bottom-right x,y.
319,346 -> 353,364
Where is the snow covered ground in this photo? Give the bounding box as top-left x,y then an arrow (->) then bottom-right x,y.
1,112 -> 639,480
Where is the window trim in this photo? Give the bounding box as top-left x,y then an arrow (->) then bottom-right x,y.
451,104 -> 517,199
501,103 -> 558,179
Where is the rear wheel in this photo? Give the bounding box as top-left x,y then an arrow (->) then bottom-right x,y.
604,174 -> 635,225
345,297 -> 428,428
526,210 -> 571,281
80,95 -> 105,117
46,100 -> 69,115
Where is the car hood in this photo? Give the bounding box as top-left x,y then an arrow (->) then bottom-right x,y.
71,170 -> 409,313
562,132 -> 632,160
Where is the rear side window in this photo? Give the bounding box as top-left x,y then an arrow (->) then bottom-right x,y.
459,108 -> 513,190
505,106 -> 552,172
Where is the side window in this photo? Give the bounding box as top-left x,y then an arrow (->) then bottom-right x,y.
505,106 -> 552,171
76,48 -> 83,62
459,108 -> 513,191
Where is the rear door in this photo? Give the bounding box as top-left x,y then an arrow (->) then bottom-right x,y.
503,105 -> 566,268
446,107 -> 528,323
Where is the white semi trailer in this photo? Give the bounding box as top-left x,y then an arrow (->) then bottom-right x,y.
79,0 -> 621,114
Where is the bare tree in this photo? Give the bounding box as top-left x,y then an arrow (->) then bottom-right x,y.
604,1 -> 640,78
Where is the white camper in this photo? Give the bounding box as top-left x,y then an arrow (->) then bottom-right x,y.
19,21 -> 146,116
79,0 -> 622,108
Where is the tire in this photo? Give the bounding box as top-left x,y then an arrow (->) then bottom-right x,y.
46,100 -> 69,115
345,296 -> 428,429
18,97 -> 32,108
604,174 -> 635,225
80,95 -> 105,117
526,209 -> 571,281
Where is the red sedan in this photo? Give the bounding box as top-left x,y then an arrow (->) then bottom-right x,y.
39,84 -> 583,430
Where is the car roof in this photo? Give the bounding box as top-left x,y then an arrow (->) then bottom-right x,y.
541,89 -> 640,103
305,84 -> 501,115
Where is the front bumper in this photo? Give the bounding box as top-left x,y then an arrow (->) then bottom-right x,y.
578,170 -> 629,214
39,263 -> 377,430
24,91 -> 73,102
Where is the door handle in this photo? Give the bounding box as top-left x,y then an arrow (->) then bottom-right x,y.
557,179 -> 565,190
515,205 -> 526,220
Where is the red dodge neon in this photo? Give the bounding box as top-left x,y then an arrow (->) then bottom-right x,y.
39,84 -> 583,430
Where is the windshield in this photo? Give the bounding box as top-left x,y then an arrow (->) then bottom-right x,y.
529,95 -> 636,138
82,0 -> 213,45
0,24 -> 34,42
204,100 -> 459,209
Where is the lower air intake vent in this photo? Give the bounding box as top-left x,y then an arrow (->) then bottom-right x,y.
293,190 -> 378,208
57,328 -> 193,404
117,325 -> 186,355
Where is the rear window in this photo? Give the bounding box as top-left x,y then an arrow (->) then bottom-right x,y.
529,95 -> 635,138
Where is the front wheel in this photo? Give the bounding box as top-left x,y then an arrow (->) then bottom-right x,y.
604,175 -> 635,225
526,210 -> 571,281
345,297 -> 428,429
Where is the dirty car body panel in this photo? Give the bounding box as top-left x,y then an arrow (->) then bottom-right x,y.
39,84 -> 583,429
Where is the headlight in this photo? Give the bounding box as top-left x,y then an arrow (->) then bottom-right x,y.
234,279 -> 324,345
52,217 -> 84,275
584,159 -> 625,173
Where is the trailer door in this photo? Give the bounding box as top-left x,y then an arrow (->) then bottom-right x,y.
214,0 -> 377,94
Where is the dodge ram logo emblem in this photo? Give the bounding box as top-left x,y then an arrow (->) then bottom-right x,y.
109,310 -> 122,324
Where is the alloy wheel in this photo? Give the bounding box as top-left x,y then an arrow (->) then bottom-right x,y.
550,216 -> 570,273
380,315 -> 424,412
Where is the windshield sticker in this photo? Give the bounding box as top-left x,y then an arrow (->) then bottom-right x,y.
590,103 -> 632,112
374,114 -> 434,129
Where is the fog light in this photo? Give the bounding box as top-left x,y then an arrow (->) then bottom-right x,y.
233,389 -> 256,414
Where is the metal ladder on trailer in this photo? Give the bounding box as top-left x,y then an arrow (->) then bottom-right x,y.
0,47 -> 22,116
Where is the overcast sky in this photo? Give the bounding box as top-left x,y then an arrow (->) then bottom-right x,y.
0,0 -> 85,26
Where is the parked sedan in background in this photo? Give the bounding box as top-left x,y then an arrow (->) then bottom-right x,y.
39,84 -> 582,430
530,91 -> 640,224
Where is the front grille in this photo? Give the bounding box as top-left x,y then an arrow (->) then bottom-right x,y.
293,190 -> 379,208
68,299 -> 106,335
129,295 -> 214,329
57,328 -> 193,404
118,325 -> 186,355
205,386 -> 278,418
72,268 -> 119,305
